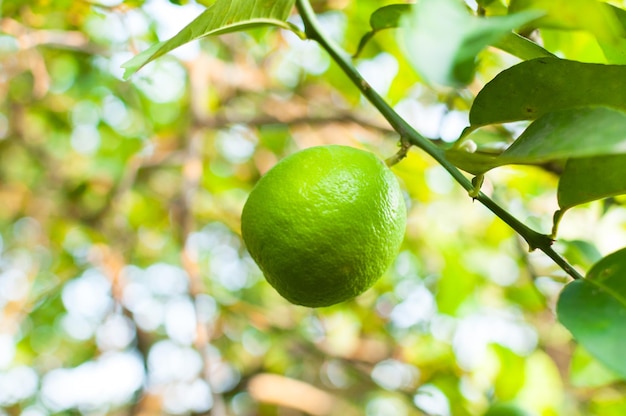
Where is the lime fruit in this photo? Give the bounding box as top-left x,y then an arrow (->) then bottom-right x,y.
241,145 -> 406,307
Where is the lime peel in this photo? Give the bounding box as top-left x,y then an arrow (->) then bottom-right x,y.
241,145 -> 407,307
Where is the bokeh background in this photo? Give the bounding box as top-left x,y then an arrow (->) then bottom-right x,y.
2,0 -> 626,415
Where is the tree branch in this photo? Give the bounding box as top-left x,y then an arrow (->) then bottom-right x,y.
294,0 -> 584,281
0,17 -> 105,54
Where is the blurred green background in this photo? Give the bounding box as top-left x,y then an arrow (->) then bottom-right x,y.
1,0 -> 626,415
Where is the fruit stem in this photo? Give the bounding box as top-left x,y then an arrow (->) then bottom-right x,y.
295,0 -> 583,281
385,136 -> 412,167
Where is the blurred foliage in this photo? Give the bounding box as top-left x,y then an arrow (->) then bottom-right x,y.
1,1 -> 626,416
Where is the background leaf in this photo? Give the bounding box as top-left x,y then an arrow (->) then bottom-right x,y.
557,248 -> 626,380
354,4 -> 413,58
509,0 -> 624,42
470,57 -> 626,126
400,0 -> 540,87
598,6 -> 626,63
355,4 -> 551,61
370,4 -> 413,31
509,0 -> 626,63
558,154 -> 626,210
122,0 -> 297,78
448,107 -> 626,174
559,240 -> 603,270
569,346 -> 622,388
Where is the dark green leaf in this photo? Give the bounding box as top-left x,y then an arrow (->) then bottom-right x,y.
502,107 -> 626,161
557,247 -> 626,380
448,107 -> 626,174
400,0 -> 541,86
558,154 -> 626,210
122,0 -> 297,79
470,57 -> 626,126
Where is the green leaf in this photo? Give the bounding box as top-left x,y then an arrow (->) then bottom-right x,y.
611,4 -> 626,33
558,154 -> 626,210
491,32 -> 555,60
557,247 -> 626,380
570,345 -> 622,388
598,5 -> 626,64
484,403 -> 531,416
599,37 -> 626,65
448,107 -> 626,174
400,0 -> 541,87
491,345 -> 526,400
354,4 -> 413,58
502,107 -> 626,161
122,0 -> 297,79
444,150 -> 501,175
354,3 -> 550,61
560,240 -> 602,270
470,57 -> 626,126
509,0 -> 624,43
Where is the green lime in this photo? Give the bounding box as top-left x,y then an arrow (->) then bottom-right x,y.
241,145 -> 406,307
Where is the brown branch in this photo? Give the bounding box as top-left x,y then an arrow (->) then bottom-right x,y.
0,17 -> 106,54
198,110 -> 396,135
248,373 -> 359,416
177,55 -> 230,416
